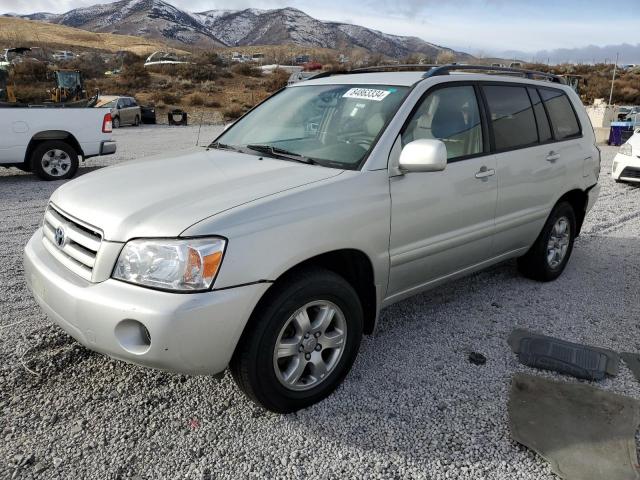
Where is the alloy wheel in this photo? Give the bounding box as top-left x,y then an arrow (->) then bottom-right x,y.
273,300 -> 347,391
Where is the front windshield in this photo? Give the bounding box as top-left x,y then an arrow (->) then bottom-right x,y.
214,84 -> 409,169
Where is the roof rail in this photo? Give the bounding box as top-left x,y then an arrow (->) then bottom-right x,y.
307,64 -> 436,80
423,64 -> 565,84
305,64 -> 565,85
351,64 -> 439,73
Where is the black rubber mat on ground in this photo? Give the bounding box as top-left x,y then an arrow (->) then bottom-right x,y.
621,353 -> 640,382
508,328 -> 619,380
509,373 -> 640,480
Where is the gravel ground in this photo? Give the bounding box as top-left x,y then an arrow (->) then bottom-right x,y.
1,125 -> 639,480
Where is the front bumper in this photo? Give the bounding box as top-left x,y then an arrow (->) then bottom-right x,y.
23,229 -> 269,375
612,153 -> 640,182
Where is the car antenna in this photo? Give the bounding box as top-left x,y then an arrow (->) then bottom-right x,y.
196,109 -> 205,147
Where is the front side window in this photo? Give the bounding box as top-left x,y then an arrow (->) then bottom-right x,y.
215,84 -> 409,169
402,85 -> 483,160
539,89 -> 581,140
483,85 -> 538,151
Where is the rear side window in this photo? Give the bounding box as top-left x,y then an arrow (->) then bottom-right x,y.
539,89 -> 581,140
482,86 -> 538,150
527,88 -> 552,143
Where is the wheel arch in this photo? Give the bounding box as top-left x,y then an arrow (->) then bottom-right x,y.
244,249 -> 378,341
24,131 -> 84,166
556,188 -> 588,235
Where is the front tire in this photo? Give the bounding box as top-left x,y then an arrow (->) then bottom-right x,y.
517,201 -> 576,281
134,115 -> 140,126
230,268 -> 363,413
30,141 -> 79,181
112,116 -> 120,128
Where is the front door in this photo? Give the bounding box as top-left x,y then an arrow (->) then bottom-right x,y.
387,84 -> 498,300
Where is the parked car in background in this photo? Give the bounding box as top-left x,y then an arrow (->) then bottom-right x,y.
140,105 -> 157,124
95,96 -> 141,128
24,65 -> 600,412
0,107 -> 115,180
52,50 -> 75,61
612,129 -> 640,183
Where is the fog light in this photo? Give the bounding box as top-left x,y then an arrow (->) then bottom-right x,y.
115,319 -> 151,355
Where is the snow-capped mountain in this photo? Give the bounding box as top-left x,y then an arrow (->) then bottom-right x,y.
4,0 -> 469,59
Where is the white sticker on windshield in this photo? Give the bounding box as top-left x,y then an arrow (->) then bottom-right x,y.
342,88 -> 391,101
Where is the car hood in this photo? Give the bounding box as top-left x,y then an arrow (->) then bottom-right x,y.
51,148 -> 344,241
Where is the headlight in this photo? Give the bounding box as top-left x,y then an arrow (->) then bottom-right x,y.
619,142 -> 633,156
113,238 -> 226,292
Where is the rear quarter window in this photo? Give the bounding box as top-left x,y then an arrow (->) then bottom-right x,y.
482,85 -> 538,151
539,89 -> 581,140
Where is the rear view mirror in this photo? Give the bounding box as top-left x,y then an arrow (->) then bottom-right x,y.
399,139 -> 447,173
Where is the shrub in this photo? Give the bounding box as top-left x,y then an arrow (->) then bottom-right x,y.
186,92 -> 204,106
231,63 -> 262,77
120,62 -> 150,87
223,105 -> 246,120
265,68 -> 290,92
151,91 -> 180,105
66,53 -> 106,79
204,98 -> 221,108
200,81 -> 218,93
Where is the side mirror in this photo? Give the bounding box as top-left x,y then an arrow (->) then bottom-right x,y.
399,139 -> 447,173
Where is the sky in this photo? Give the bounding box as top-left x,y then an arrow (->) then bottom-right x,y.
2,0 -> 640,62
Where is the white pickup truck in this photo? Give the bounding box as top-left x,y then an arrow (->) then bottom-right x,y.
0,107 -> 116,180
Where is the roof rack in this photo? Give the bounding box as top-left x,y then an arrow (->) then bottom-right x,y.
423,64 -> 565,84
351,64 -> 438,72
309,64 -> 565,84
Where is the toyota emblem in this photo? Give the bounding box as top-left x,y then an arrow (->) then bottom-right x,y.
54,226 -> 66,248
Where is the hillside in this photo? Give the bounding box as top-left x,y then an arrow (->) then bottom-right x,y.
4,0 -> 471,60
0,16 -> 188,55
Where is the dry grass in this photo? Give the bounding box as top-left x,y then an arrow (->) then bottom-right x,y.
0,17 -> 188,56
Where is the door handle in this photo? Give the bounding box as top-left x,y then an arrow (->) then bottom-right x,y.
475,166 -> 495,179
546,151 -> 560,162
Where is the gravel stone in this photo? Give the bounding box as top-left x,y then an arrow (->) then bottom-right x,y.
1,125 -> 638,479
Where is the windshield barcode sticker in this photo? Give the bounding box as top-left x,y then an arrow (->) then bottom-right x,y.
342,88 -> 391,101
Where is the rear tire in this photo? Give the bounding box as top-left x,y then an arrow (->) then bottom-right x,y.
517,201 -> 576,281
230,267 -> 363,413
30,141 -> 79,181
134,115 -> 140,126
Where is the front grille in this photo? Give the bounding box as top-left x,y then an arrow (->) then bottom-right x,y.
42,204 -> 102,281
620,167 -> 640,180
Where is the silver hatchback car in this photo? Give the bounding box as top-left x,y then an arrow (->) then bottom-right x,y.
24,65 -> 600,412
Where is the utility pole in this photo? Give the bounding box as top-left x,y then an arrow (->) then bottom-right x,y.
608,52 -> 619,107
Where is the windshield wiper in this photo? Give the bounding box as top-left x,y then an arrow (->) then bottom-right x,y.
245,144 -> 317,165
209,141 -> 240,152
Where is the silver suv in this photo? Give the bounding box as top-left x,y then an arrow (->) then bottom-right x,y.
24,65 -> 600,412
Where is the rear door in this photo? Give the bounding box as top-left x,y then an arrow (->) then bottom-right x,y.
123,98 -> 134,124
486,84 -> 583,255
116,98 -> 126,124
387,84 -> 498,299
